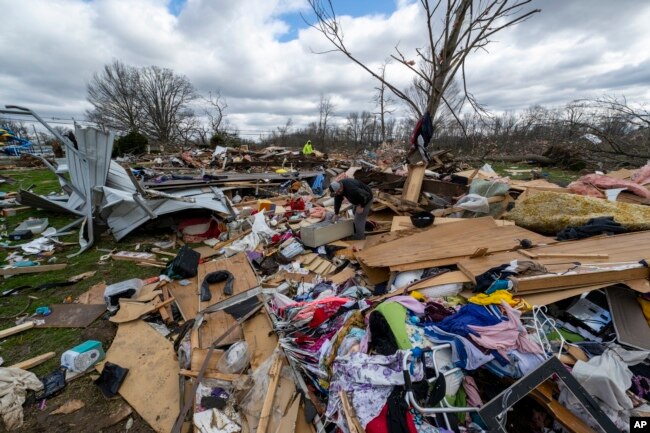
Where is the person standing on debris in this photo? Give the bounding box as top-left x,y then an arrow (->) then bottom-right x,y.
330,178 -> 373,240
302,140 -> 313,155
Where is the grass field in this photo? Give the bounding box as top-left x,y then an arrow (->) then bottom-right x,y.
1,168 -> 158,432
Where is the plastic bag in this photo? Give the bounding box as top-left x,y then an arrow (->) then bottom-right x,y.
217,342 -> 250,374
455,194 -> 490,214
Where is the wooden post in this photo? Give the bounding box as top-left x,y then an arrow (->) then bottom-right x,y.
10,352 -> 56,370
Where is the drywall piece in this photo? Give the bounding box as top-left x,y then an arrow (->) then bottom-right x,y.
300,220 -> 354,248
36,304 -> 106,328
98,320 -> 179,433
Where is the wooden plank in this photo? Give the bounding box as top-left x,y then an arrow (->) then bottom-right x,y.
391,216 -> 515,232
0,263 -> 67,276
401,165 -> 426,202
257,353 -> 284,433
0,322 -> 35,339
9,352 -> 56,370
179,369 -> 243,382
520,284 -> 612,306
243,309 -> 279,370
457,230 -> 650,282
371,271 -> 470,302
357,257 -> 389,284
339,391 -> 365,433
98,320 -> 179,433
512,266 -> 649,294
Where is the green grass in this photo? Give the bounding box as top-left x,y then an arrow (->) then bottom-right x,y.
488,162 -> 581,186
0,168 -> 163,376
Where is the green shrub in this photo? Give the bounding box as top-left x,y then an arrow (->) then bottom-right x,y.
113,130 -> 148,156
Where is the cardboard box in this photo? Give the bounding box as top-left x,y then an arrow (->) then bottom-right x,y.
300,219 -> 354,248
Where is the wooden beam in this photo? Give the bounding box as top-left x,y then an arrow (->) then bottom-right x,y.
339,391 -> 365,433
0,322 -> 35,339
513,266 -> 649,294
10,352 -> 56,370
257,353 -> 284,433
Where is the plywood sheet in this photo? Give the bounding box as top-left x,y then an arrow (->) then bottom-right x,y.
168,277 -> 198,320
199,310 -> 243,348
358,217 -> 551,268
390,216 -> 515,232
36,304 -> 105,328
243,310 -> 278,369
193,245 -> 221,259
520,284 -> 611,306
98,320 -> 179,433
457,230 -> 650,282
402,165 -> 426,202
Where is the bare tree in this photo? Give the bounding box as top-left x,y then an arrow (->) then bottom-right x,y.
86,60 -> 143,133
317,94 -> 335,147
203,91 -> 228,135
137,66 -> 198,148
306,0 -> 539,136
373,62 -> 395,144
276,118 -> 293,143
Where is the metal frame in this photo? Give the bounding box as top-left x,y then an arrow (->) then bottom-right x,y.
403,350 -> 618,433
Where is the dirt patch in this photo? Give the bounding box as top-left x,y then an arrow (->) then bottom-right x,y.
13,376 -> 155,433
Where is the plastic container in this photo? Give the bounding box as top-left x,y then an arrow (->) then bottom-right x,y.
217,341 -> 250,374
103,278 -> 143,309
61,340 -> 105,373
16,218 -> 49,235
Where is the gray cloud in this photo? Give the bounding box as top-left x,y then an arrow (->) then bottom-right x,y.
1,0 -> 649,135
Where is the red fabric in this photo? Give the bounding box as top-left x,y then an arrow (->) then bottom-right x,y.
365,403 -> 389,433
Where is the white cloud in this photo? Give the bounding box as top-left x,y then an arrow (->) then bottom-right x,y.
1,0 -> 649,137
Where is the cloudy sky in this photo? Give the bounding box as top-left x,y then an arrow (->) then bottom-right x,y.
1,0 -> 649,138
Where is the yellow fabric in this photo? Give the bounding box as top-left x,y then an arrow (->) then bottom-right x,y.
410,291 -> 426,302
638,297 -> 650,327
302,141 -> 313,155
468,290 -> 531,310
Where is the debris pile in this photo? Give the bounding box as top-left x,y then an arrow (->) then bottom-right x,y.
2,110 -> 650,433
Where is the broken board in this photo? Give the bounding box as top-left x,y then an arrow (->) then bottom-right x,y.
36,304 -> 105,328
243,309 -> 279,369
457,230 -> 650,283
97,320 -> 179,433
77,281 -> 107,305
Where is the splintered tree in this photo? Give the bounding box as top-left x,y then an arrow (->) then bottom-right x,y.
307,0 -> 540,138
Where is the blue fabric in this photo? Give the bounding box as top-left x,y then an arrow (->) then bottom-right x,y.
436,304 -> 504,337
421,325 -> 494,371
312,174 -> 325,195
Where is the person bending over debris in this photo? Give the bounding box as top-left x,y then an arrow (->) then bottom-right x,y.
330,178 -> 373,240
302,140 -> 313,155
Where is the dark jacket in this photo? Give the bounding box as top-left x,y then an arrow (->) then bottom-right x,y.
334,178 -> 373,214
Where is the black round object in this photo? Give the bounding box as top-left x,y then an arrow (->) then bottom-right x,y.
410,211 -> 435,228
